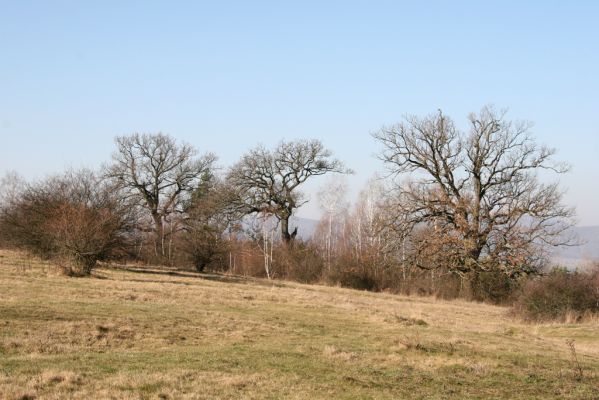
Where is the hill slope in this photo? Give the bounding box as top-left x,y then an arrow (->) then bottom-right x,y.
1,250 -> 598,399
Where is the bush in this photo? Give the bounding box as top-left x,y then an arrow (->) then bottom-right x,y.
334,269 -> 378,290
274,242 -> 324,283
513,268 -> 599,322
182,229 -> 229,272
470,269 -> 521,304
325,259 -> 379,291
0,170 -> 135,275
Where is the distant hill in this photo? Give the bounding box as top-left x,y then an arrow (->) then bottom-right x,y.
551,225 -> 599,267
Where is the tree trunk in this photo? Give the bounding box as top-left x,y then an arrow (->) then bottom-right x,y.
152,213 -> 165,258
280,216 -> 297,244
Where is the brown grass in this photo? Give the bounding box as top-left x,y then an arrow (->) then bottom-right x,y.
1,249 -> 598,399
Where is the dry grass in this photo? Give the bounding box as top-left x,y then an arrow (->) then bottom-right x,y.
1,249 -> 598,399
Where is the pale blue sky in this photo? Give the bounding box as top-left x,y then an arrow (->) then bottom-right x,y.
1,1 -> 598,224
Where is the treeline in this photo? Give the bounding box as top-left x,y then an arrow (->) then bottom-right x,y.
1,105 -> 597,319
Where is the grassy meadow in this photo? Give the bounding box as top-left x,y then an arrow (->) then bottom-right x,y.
0,249 -> 598,399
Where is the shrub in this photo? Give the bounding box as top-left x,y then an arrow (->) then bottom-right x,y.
470,269 -> 521,304
182,229 -> 230,272
274,242 -> 324,283
334,269 -> 378,291
325,260 -> 379,291
512,268 -> 599,322
0,170 -> 135,275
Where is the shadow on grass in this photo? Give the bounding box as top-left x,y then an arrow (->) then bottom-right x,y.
104,264 -> 286,288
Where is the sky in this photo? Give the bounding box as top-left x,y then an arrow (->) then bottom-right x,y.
1,1 -> 598,224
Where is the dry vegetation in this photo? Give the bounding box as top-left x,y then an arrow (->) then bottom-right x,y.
1,249 -> 598,399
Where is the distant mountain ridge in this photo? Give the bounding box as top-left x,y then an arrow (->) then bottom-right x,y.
551,225 -> 599,267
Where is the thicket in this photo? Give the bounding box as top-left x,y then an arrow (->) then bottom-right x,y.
512,267 -> 599,322
0,170 -> 135,275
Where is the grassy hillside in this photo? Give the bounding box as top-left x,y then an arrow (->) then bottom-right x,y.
1,250 -> 598,399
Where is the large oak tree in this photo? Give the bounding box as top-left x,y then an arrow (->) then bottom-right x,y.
374,106 -> 575,277
228,139 -> 350,243
106,133 -> 216,259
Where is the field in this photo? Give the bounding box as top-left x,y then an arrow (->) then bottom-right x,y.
0,249 -> 598,399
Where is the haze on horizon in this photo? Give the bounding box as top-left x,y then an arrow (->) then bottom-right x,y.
1,1 -> 598,225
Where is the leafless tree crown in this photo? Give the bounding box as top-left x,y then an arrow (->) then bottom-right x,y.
374,106 -> 575,276
228,139 -> 351,242
106,132 -> 216,259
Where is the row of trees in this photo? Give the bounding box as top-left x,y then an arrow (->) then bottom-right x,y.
0,134 -> 349,274
0,106 -> 576,300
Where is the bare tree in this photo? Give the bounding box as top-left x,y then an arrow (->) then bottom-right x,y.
228,139 -> 351,243
106,133 -> 216,260
247,213 -> 278,279
317,177 -> 348,270
0,171 -> 25,207
343,179 -> 404,276
374,106 -> 575,278
0,171 -> 25,247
